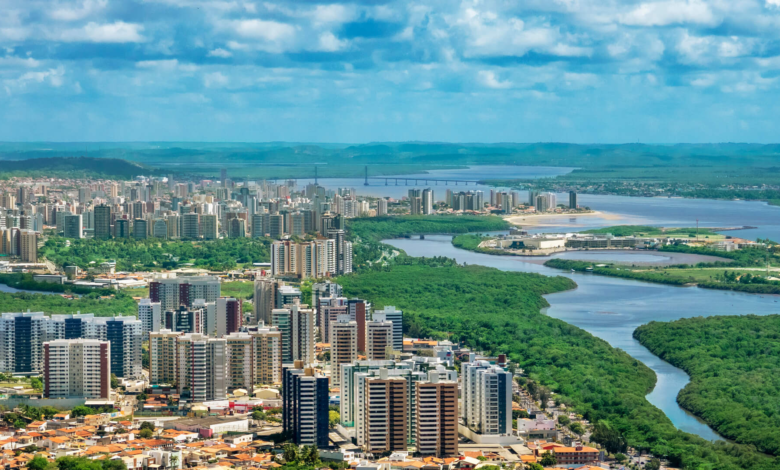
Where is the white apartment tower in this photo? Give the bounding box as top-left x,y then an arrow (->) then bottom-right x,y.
44,339 -> 110,399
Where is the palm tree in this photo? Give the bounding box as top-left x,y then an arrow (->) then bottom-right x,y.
169,454 -> 179,470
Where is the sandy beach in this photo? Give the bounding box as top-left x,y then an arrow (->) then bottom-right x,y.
505,211 -> 625,228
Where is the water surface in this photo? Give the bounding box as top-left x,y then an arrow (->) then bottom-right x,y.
386,235 -> 780,441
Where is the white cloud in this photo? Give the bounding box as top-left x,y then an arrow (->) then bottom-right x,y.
58,22 -> 145,43
0,56 -> 41,68
204,71 -> 229,87
316,32 -> 348,52
619,0 -> 717,26
563,72 -> 599,88
3,67 -> 65,94
455,7 -> 590,58
311,4 -> 356,25
135,59 -> 197,72
50,0 -> 108,21
208,48 -> 233,58
767,0 -> 780,7
226,19 -> 297,52
478,70 -> 512,89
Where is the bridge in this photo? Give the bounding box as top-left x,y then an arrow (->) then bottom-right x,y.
366,177 -> 482,186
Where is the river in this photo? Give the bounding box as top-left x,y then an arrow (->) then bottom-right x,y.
386,235 -> 780,442
327,165 -> 780,443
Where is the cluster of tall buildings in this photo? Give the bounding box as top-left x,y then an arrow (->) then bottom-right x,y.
270,229 -> 353,278
0,312 -> 142,398
408,189 -> 435,215
529,191 -> 557,212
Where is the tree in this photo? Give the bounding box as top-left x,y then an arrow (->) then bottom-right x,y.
569,422 -> 585,435
71,406 -> 94,418
614,453 -> 627,464
282,443 -> 299,463
328,410 -> 340,428
27,455 -> 49,470
645,458 -> 661,470
525,464 -> 544,470
540,452 -> 556,467
168,455 -> 179,469
110,374 -> 119,389
557,415 -> 571,426
13,419 -> 26,429
139,428 -> 153,439
251,409 -> 266,421
30,378 -> 43,391
136,392 -> 147,401
591,422 -> 627,454
139,421 -> 155,431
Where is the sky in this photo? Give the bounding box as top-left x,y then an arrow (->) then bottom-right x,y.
3,0 -> 780,143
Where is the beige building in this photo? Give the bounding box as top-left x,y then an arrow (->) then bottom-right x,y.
365,321 -> 393,360
363,372 -> 408,453
331,315 -> 357,382
149,329 -> 181,386
416,372 -> 458,457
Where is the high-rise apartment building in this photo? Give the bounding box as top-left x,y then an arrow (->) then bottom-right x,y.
63,214 -> 83,239
138,298 -> 162,337
349,299 -> 369,353
201,214 -> 218,240
283,363 -> 330,448
253,278 -> 277,325
416,372 -> 458,457
363,372 -> 408,453
376,198 -> 388,216
149,329 -> 180,386
373,306 -> 403,352
216,297 -> 242,337
270,302 -> 314,364
569,191 -> 578,209
43,339 -> 110,399
318,296 -> 347,345
422,189 -> 434,215
164,306 -> 205,334
176,333 -> 227,402
461,357 -> 513,436
181,213 -> 200,239
331,315 -> 357,381
115,219 -> 131,238
153,219 -> 168,239
0,312 -> 47,374
149,276 -> 221,312
133,219 -> 148,239
366,321 -> 393,360
94,204 -> 112,239
19,229 -> 38,262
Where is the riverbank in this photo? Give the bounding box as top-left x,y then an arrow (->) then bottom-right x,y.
635,315 -> 780,456
545,259 -> 780,295
505,211 -> 617,228
384,235 -> 777,470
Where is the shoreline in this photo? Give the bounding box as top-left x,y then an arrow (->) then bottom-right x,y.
504,211 -> 623,228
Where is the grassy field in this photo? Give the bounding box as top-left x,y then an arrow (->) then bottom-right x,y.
222,281 -> 254,300
582,225 -> 727,240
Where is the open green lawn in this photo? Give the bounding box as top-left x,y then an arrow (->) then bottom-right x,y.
222,281 -> 254,300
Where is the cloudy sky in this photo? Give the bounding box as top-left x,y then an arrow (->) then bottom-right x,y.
3,0 -> 780,143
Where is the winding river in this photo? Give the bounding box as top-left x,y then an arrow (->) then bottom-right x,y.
308,164 -> 780,442
386,235 -> 780,442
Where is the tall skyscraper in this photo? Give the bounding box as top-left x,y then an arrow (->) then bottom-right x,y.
19,230 -> 38,262
569,191 -> 578,209
44,339 -> 110,399
181,212 -> 200,239
0,312 -> 46,374
149,276 -> 221,312
376,198 -> 388,216
373,306 -> 403,352
416,372 -> 458,457
138,298 -> 162,337
271,302 -> 314,364
422,188 -> 434,215
176,333 -> 227,401
150,329 -> 181,386
63,214 -> 83,239
366,321 -> 393,360
94,204 -> 112,239
283,363 -> 330,448
331,315 -> 357,381
253,278 -> 277,325
133,219 -> 148,239
461,357 -> 513,436
363,372 -> 408,453
216,297 -> 242,337
115,219 -> 131,238
201,214 -> 218,240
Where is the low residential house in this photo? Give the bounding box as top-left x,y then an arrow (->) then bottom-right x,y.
552,446 -> 600,466
26,421 -> 46,432
52,413 -> 71,421
40,437 -> 71,451
0,438 -> 17,450
160,430 -> 199,443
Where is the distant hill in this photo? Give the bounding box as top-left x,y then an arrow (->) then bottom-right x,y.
0,157 -> 154,179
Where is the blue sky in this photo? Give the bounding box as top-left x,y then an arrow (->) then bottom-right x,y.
2,0 -> 780,143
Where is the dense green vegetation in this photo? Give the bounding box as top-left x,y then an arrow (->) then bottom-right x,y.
583,226 -> 719,238
0,291 -> 137,315
0,157 -> 154,180
635,315 -> 780,456
347,215 -> 509,268
0,273 -> 116,296
451,234 -> 518,256
337,262 -> 775,470
43,236 -> 271,271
